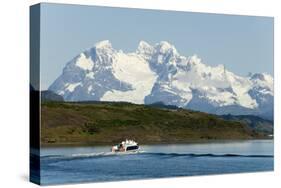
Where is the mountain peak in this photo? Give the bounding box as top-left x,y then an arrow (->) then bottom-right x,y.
138,40 -> 152,48
94,40 -> 112,49
250,73 -> 273,82
188,54 -> 202,65
137,40 -> 154,54
251,73 -> 264,79
155,41 -> 178,54
49,40 -> 273,120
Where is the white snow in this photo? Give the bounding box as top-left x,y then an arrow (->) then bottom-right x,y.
95,40 -> 112,49
65,82 -> 81,92
101,52 -> 157,104
50,40 -> 273,115
230,75 -> 258,108
250,73 -> 273,93
137,41 -> 153,53
76,53 -> 94,71
88,85 -> 93,93
58,90 -> 65,95
156,41 -> 178,54
136,41 -> 155,61
86,72 -> 95,79
171,54 -> 260,109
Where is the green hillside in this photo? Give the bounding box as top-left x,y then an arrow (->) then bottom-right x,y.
41,101 -> 268,146
220,114 -> 273,134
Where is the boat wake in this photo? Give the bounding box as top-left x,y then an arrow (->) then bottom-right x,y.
144,152 -> 273,158
41,151 -> 273,161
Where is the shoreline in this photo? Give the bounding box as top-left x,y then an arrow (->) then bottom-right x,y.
41,138 -> 273,148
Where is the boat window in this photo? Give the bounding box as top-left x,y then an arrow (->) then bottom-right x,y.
126,146 -> 138,151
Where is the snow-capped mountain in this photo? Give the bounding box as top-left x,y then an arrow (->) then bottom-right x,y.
49,40 -> 274,119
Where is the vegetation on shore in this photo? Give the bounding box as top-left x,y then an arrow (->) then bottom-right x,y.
41,101 -> 270,146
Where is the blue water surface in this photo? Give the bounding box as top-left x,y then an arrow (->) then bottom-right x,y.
40,140 -> 273,185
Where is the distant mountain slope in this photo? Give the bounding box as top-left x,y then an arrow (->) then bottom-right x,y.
220,114 -> 273,135
41,90 -> 64,102
49,40 -> 273,118
41,101 -> 268,146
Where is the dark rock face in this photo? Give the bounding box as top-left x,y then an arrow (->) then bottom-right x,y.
41,90 -> 64,102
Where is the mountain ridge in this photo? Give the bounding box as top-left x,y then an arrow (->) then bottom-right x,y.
49,40 -> 273,119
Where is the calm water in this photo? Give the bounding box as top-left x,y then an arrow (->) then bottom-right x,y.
40,140 -> 273,185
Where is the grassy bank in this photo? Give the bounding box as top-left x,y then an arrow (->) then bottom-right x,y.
41,101 -> 267,146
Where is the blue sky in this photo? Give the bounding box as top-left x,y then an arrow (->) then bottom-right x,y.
40,3 -> 273,90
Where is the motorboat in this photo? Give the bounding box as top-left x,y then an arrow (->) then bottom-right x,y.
111,139 -> 139,152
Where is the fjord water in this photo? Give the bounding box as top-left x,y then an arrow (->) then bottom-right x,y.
40,140 -> 273,185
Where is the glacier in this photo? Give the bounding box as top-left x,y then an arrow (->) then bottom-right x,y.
48,40 -> 274,120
